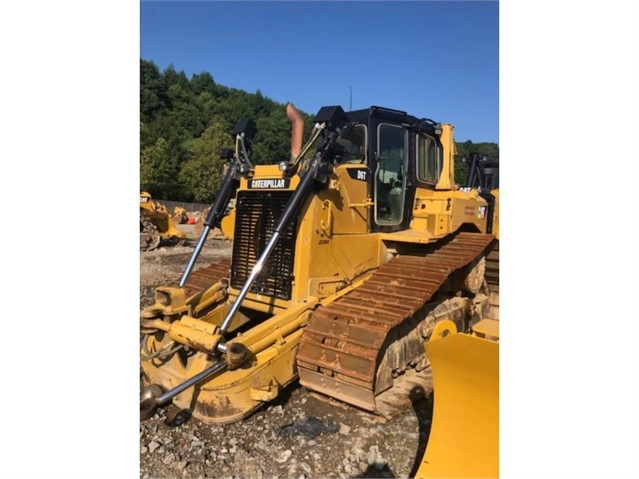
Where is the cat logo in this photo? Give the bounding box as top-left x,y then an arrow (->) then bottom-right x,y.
248,178 -> 290,189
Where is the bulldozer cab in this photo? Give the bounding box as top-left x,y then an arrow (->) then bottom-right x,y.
462,153 -> 499,191
480,162 -> 499,190
338,106 -> 449,233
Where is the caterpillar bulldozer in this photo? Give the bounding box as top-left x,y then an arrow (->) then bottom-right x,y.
140,192 -> 186,251
139,102 -> 499,442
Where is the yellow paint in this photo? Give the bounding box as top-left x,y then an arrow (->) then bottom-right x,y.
416,328 -> 499,478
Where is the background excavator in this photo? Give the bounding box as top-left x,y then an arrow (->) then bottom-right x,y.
140,191 -> 186,251
139,103 -> 499,475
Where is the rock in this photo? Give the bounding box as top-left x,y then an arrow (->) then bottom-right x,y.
367,445 -> 379,465
275,450 -> 293,463
279,416 -> 339,438
351,446 -> 366,463
366,445 -> 387,469
339,423 -> 351,436
148,441 -> 160,453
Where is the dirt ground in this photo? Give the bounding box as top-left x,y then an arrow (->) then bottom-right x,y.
139,234 -> 432,479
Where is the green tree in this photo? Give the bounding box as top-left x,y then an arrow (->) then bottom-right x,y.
191,71 -> 216,96
140,136 -> 180,197
140,121 -> 154,151
178,119 -> 233,202
163,64 -> 190,93
251,106 -> 295,164
140,60 -> 168,123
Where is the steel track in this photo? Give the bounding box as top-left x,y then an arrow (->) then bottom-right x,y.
182,258 -> 231,299
297,232 -> 496,414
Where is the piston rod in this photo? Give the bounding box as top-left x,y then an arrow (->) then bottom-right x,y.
140,359 -> 228,420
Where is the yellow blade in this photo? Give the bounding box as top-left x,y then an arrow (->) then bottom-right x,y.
416,333 -> 499,479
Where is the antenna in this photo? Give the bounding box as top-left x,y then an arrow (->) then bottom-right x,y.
349,86 -> 352,110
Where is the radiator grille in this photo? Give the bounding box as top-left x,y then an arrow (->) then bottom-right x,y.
230,190 -> 297,300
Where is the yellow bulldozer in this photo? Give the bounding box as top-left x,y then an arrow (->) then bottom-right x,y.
139,191 -> 186,251
140,103 -> 499,476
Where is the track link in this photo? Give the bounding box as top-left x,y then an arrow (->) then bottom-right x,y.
297,232 -> 496,415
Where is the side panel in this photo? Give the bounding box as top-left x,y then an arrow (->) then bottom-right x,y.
411,187 -> 489,237
294,165 -> 380,301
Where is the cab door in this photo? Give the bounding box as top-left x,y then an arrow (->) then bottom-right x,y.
372,122 -> 410,231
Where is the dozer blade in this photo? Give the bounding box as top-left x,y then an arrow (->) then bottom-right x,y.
416,331 -> 499,479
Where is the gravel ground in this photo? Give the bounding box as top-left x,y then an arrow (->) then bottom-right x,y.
139,235 -> 433,479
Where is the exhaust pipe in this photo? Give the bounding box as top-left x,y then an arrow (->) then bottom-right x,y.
286,102 -> 304,162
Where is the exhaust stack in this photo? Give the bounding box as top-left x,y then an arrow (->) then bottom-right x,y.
286,102 -> 304,161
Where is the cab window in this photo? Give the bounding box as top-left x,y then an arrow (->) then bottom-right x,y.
335,124 -> 367,164
416,135 -> 441,184
375,123 -> 408,225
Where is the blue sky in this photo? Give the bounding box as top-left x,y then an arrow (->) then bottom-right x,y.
141,1 -> 499,143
